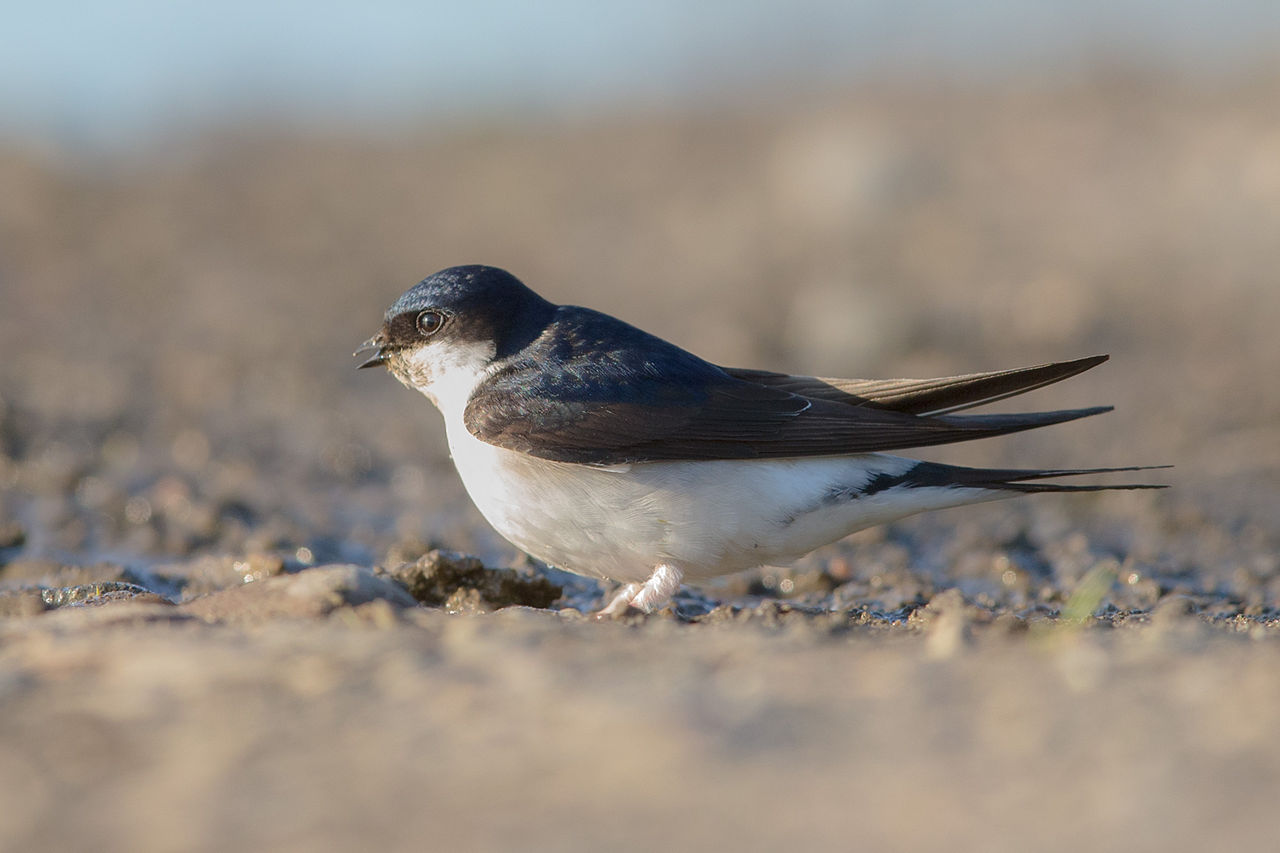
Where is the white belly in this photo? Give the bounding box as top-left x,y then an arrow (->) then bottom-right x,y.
443,416 -> 1000,584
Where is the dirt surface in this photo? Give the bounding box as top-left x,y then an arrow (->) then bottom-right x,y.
2,74 -> 1278,851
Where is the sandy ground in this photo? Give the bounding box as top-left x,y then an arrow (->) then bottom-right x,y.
1,73 -> 1279,851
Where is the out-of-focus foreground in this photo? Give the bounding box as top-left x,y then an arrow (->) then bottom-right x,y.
1,75 -> 1278,851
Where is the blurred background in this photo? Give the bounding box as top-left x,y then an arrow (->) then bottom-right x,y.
4,4 -> 1280,851
1,0 -> 1278,573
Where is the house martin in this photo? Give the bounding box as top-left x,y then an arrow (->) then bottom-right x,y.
357,265 -> 1165,615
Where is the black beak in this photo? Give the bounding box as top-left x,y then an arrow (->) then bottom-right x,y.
355,334 -> 390,369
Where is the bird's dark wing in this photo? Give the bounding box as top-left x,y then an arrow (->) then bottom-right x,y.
723,355 -> 1109,416
463,308 -> 1110,465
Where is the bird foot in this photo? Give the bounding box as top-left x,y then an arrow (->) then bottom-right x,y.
595,564 -> 684,619
597,583 -> 642,619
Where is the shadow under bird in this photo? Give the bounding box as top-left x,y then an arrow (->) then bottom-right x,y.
357,265 -> 1165,615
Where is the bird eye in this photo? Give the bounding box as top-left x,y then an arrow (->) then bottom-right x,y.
416,310 -> 446,337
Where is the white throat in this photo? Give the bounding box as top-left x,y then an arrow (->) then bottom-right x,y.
395,339 -> 498,418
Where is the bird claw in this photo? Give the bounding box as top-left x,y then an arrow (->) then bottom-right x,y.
594,564 -> 685,618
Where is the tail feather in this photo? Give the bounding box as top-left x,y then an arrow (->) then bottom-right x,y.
972,464 -> 1171,493
880,461 -> 1171,496
934,405 -> 1114,433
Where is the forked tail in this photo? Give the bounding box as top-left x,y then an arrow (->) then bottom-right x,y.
868,461 -> 1171,495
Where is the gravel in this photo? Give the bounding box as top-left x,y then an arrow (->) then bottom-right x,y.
1,74 -> 1278,851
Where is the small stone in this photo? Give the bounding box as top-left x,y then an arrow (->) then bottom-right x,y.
40,582 -> 170,609
1,580 -> 172,618
443,586 -> 487,614
1151,594 -> 1196,626
384,549 -> 561,611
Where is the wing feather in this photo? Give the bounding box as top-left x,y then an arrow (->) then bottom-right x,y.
723,355 -> 1109,416
463,307 -> 1114,465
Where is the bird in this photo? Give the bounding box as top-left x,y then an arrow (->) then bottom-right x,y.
357,265 -> 1165,616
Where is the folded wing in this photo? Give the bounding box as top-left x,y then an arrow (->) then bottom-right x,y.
463,309 -> 1121,465
723,354 -> 1109,416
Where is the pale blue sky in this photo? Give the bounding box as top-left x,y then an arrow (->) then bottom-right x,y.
3,1 -> 1277,149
